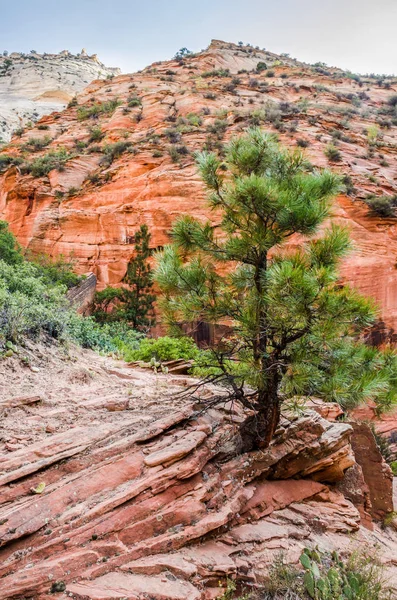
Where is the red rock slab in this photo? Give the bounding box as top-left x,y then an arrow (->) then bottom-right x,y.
219,413 -> 352,486
133,405 -> 195,443
84,489 -> 252,581
227,519 -> 310,544
305,399 -> 344,421
180,541 -> 236,576
122,553 -> 197,578
0,395 -> 42,408
48,155 -> 101,192
286,491 -> 361,533
67,572 -> 201,600
241,479 -> 327,520
144,430 -> 208,467
0,451 -> 144,546
0,425 -> 119,485
61,433 -> 215,530
0,550 -> 99,600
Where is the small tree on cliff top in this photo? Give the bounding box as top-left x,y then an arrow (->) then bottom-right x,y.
154,128 -> 397,450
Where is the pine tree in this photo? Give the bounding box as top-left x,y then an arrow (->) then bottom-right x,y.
122,224 -> 156,330
154,129 -> 397,450
93,224 -> 155,330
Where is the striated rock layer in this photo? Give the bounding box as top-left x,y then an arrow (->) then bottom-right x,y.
0,40 -> 397,333
0,50 -> 119,141
0,344 -> 396,599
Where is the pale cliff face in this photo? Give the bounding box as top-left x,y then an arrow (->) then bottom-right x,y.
0,51 -> 120,141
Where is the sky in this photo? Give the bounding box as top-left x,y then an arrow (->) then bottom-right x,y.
0,0 -> 396,75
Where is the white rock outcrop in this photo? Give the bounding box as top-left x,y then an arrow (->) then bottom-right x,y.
0,51 -> 120,141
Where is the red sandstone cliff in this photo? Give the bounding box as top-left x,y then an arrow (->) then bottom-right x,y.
0,40 -> 396,332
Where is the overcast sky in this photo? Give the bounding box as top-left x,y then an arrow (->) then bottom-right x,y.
1,0 -> 396,75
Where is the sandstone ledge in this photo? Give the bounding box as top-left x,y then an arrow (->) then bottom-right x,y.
0,381 -> 396,599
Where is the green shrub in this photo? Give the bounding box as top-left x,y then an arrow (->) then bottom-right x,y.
74,140 -> 87,151
364,194 -> 397,218
297,547 -> 391,600
218,548 -> 391,599
77,99 -> 121,121
186,113 -> 202,127
30,254 -> 82,289
387,94 -> 397,107
127,95 -> 142,107
206,119 -> 228,138
342,174 -> 356,196
217,579 -> 250,600
88,126 -> 104,143
0,259 -> 69,345
0,220 -> 144,355
24,148 -> 73,177
67,317 -> 143,354
102,141 -> 133,165
0,154 -> 23,173
202,69 -> 230,78
0,220 -> 23,265
165,128 -> 181,143
168,144 -> 188,162
324,144 -> 342,162
296,138 -> 309,148
67,97 -> 78,108
124,336 -> 200,363
256,61 -> 267,72
21,136 -> 52,152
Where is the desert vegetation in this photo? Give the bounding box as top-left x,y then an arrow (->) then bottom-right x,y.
364,194 -> 397,218
22,148 -> 73,177
223,548 -> 392,599
0,220 -> 142,357
77,98 -> 121,120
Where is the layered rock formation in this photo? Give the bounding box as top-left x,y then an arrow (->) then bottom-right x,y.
0,50 -> 119,141
0,40 -> 396,333
0,343 -> 396,599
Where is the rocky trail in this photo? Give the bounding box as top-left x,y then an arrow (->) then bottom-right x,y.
0,343 -> 397,599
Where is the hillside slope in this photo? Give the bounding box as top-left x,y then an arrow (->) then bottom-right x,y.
0,40 -> 396,333
0,49 -> 119,141
0,341 -> 396,599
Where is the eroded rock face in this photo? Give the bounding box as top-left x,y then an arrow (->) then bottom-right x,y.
351,401 -> 397,461
349,421 -> 394,520
1,40 -> 396,332
0,51 -> 119,141
67,272 -> 97,314
0,349 -> 396,600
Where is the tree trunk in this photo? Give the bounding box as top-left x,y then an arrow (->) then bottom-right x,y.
239,369 -> 280,451
241,252 -> 282,451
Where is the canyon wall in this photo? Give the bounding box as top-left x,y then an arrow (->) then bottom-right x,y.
0,40 -> 396,331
